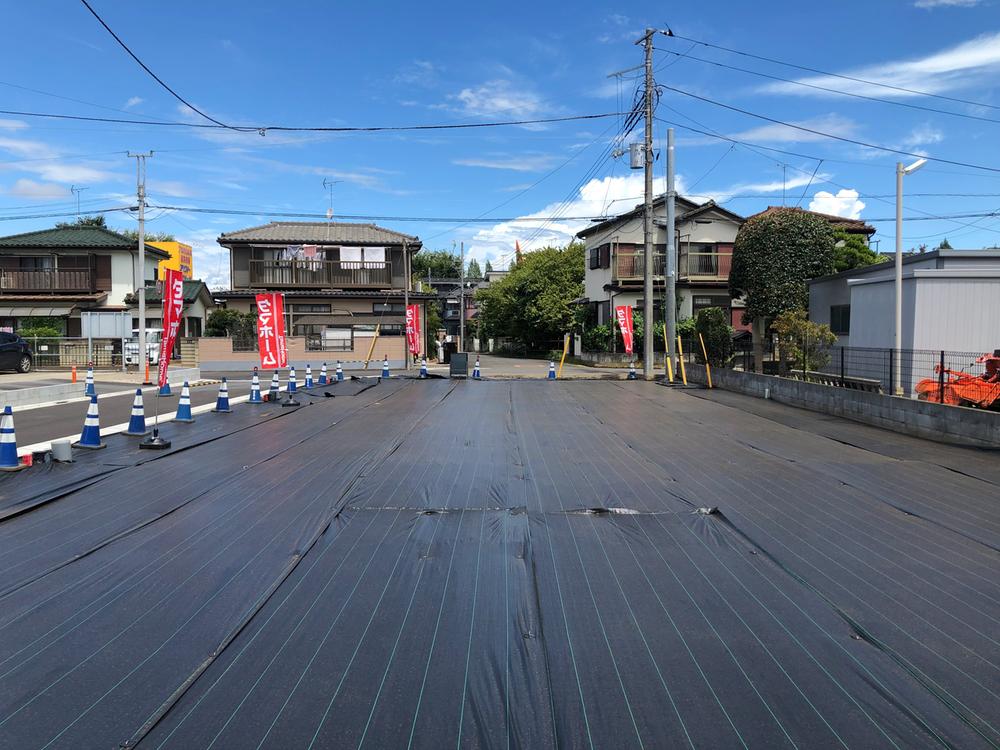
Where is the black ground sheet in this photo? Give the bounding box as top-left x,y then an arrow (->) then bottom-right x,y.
0,379 -> 997,749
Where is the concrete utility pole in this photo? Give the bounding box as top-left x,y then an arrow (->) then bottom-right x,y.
641,28 -> 655,379
665,128 -> 677,371
459,241 -> 466,352
128,152 -> 153,383
894,157 -> 926,396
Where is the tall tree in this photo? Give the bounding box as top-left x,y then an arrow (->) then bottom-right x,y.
831,229 -> 880,272
937,238 -> 953,249
730,208 -> 835,372
56,215 -> 107,228
476,242 -> 584,348
411,250 -> 462,278
466,258 -> 482,279
484,259 -> 493,274
118,229 -> 176,242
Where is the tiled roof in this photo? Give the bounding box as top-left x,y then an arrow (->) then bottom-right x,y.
139,280 -> 213,304
0,225 -> 158,251
577,196 -> 741,238
218,222 -> 421,246
751,206 -> 876,235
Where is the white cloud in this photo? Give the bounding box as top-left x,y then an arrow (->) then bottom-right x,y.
0,134 -> 119,183
915,0 -> 981,7
761,31 -> 1000,99
450,80 -> 547,120
706,172 -> 832,200
178,226 -> 232,289
809,189 -> 865,219
901,124 -> 944,148
123,96 -> 144,109
453,153 -> 558,172
148,180 -> 195,198
394,60 -> 440,88
5,178 -> 70,199
716,115 -> 858,145
0,119 -> 28,131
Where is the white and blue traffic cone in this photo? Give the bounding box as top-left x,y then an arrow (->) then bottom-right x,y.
0,406 -> 25,471
473,357 -> 481,379
548,361 -> 556,380
212,378 -> 232,413
336,361 -> 344,381
174,381 -> 195,422
84,362 -> 96,397
420,357 -> 428,378
158,372 -> 172,397
305,364 -> 313,389
627,361 -> 637,380
75,394 -> 105,449
319,362 -> 328,385
124,389 -> 149,436
288,366 -> 298,394
381,356 -> 390,378
269,372 -> 280,401
249,368 -> 263,404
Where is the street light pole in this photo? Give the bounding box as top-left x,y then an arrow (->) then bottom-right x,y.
665,128 -> 676,374
894,157 -> 926,396
128,152 -> 153,383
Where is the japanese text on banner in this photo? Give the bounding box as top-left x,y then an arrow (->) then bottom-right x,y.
405,304 -> 421,355
615,305 -> 634,355
157,268 -> 184,387
255,293 -> 288,369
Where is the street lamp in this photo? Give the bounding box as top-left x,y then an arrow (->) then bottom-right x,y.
894,157 -> 927,395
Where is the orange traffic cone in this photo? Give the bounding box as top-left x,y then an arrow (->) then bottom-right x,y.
144,360 -> 151,384
71,365 -> 77,384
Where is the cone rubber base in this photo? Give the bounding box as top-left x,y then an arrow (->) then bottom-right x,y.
139,433 -> 171,449
124,428 -> 150,436
212,408 -> 232,413
173,417 -> 195,423
281,396 -> 301,407
73,441 -> 106,450
0,463 -> 28,472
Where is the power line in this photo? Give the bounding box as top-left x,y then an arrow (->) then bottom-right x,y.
660,84 -> 1000,173
146,204 -> 620,223
663,32 -> 1000,112
78,0 -> 243,131
0,206 -> 131,222
653,47 -> 1000,126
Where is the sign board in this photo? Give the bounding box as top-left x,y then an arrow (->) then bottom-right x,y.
81,311 -> 131,339
615,305 -> 635,355
255,292 -> 287,369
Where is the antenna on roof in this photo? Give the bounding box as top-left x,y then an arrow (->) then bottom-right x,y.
70,185 -> 89,218
322,178 -> 343,220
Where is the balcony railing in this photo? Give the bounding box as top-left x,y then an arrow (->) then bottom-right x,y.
0,269 -> 94,294
678,249 -> 732,281
613,252 -> 665,282
248,259 -> 391,288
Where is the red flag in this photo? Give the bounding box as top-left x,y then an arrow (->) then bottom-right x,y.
615,305 -> 634,355
255,292 -> 287,369
406,304 -> 421,355
157,268 -> 184,387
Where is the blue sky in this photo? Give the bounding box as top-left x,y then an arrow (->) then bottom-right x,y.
1,0 -> 999,286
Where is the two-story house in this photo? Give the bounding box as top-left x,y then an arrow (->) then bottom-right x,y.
213,221 -> 434,364
576,195 -> 747,329
0,225 -> 166,335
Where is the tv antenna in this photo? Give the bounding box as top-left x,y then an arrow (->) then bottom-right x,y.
70,185 -> 89,218
322,178 -> 343,219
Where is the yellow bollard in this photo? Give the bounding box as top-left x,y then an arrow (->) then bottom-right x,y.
676,335 -> 688,386
557,333 -> 570,378
663,326 -> 674,382
363,323 -> 381,369
698,333 -> 713,389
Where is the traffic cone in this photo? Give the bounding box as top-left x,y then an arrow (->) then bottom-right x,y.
319,362 -> 328,385
71,365 -> 77,384
158,373 -> 172,397
249,368 -> 263,404
305,364 -> 313,389
288,366 -> 298,394
548,361 -> 556,380
84,363 -> 96,396
473,357 -> 481,379
0,406 -> 26,471
269,372 -> 280,401
336,361 -> 344,381
419,357 -> 428,378
144,360 -> 151,385
212,377 -> 232,413
75,394 -> 105,449
627,361 -> 637,380
174,381 -> 195,422
381,356 -> 390,379
124,389 -> 149,436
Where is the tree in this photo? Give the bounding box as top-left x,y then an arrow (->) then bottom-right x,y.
831,229 -> 880,273
694,307 -> 733,366
205,309 -> 256,338
476,242 -> 584,349
56,215 -> 107,229
772,309 -> 837,372
411,250 -> 462,279
729,208 -> 836,372
424,302 -> 442,356
118,229 -> 176,242
938,238 -> 953,249
484,260 -> 493,274
466,258 -> 482,279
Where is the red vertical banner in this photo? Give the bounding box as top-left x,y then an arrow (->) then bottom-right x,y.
405,304 -> 421,355
157,268 -> 184,387
255,292 -> 288,369
615,305 -> 634,355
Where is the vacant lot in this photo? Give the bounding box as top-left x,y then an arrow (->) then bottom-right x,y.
1,378 -> 997,749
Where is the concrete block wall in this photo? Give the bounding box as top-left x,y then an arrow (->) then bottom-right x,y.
197,336 -> 407,373
685,363 -> 1000,448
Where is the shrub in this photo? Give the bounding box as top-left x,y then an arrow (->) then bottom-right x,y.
694,307 -> 734,366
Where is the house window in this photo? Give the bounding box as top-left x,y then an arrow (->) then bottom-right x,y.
373,302 -> 406,313
830,305 -> 850,335
292,304 -> 332,313
589,247 -> 601,270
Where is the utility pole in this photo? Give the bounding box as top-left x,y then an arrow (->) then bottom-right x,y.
459,241 -> 466,352
665,128 -> 677,374
70,185 -> 88,218
128,152 -> 153,383
641,28 -> 655,379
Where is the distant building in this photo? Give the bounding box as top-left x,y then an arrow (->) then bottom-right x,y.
127,279 -> 216,337
148,241 -> 194,280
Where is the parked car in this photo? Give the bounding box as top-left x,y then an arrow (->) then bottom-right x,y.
0,332 -> 33,373
124,328 -> 163,366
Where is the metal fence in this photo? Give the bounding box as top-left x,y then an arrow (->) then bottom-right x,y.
24,337 -> 127,370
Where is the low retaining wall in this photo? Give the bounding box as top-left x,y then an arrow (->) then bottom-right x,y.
197,337 -> 407,373
685,363 -> 1000,448
576,351 -> 666,367
1,367 -> 201,409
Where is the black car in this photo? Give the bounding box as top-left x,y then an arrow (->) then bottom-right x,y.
0,332 -> 33,373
